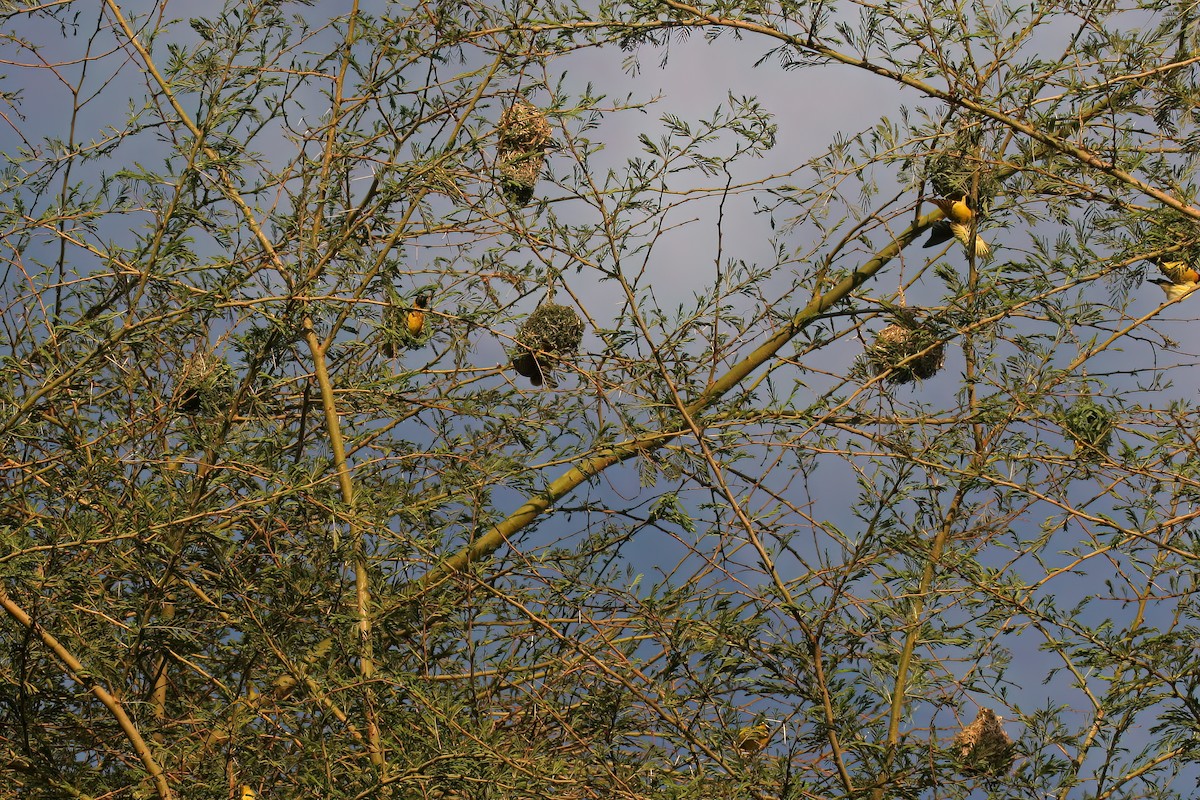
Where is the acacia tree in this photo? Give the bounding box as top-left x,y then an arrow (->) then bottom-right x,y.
2,0 -> 1199,798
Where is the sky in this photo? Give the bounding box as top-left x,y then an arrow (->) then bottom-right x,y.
3,1 -> 1199,797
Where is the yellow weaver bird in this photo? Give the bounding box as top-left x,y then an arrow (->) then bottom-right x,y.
735,722 -> 771,755
1149,258 -> 1200,301
931,193 -> 974,225
406,293 -> 430,337
924,193 -> 991,260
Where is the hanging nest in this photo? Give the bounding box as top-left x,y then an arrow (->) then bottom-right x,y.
953,708 -> 1014,776
863,309 -> 946,384
497,100 -> 553,205
1139,211 -> 1200,256
926,170 -> 1000,214
511,303 -> 584,388
175,351 -> 236,415
1062,399 -> 1113,462
1137,212 -> 1200,279
924,127 -> 1000,214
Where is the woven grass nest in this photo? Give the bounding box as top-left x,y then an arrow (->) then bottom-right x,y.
1062,399 -> 1113,462
953,708 -> 1014,776
864,310 -> 946,384
512,303 -> 584,388
924,128 -> 999,212
176,351 -> 236,415
926,171 -> 999,215
497,100 -> 552,205
1141,212 -> 1200,253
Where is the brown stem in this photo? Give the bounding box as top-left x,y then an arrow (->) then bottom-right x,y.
0,586 -> 173,800
301,317 -> 382,766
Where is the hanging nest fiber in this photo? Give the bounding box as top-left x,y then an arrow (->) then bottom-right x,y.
863,310 -> 946,384
953,708 -> 1014,776
512,303 -> 584,388
1062,399 -> 1112,462
497,100 -> 553,205
175,351 -> 236,415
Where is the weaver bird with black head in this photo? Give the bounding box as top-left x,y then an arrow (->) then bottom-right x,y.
406,293 -> 430,337
924,193 -> 991,260
735,721 -> 771,756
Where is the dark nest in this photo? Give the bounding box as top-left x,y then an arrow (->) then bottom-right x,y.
512,303 -> 584,388
175,352 -> 236,415
953,708 -> 1014,776
1062,399 -> 1113,462
497,100 -> 552,205
863,311 -> 946,384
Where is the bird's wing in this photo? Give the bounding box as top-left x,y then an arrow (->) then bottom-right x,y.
1158,260 -> 1200,285
932,194 -> 974,224
513,352 -> 545,386
924,220 -> 956,247
950,223 -> 991,259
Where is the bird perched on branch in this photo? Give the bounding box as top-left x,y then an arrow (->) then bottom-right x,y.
735,722 -> 771,755
924,193 -> 991,260
1148,257 -> 1199,301
406,292 -> 430,337
382,291 -> 432,357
